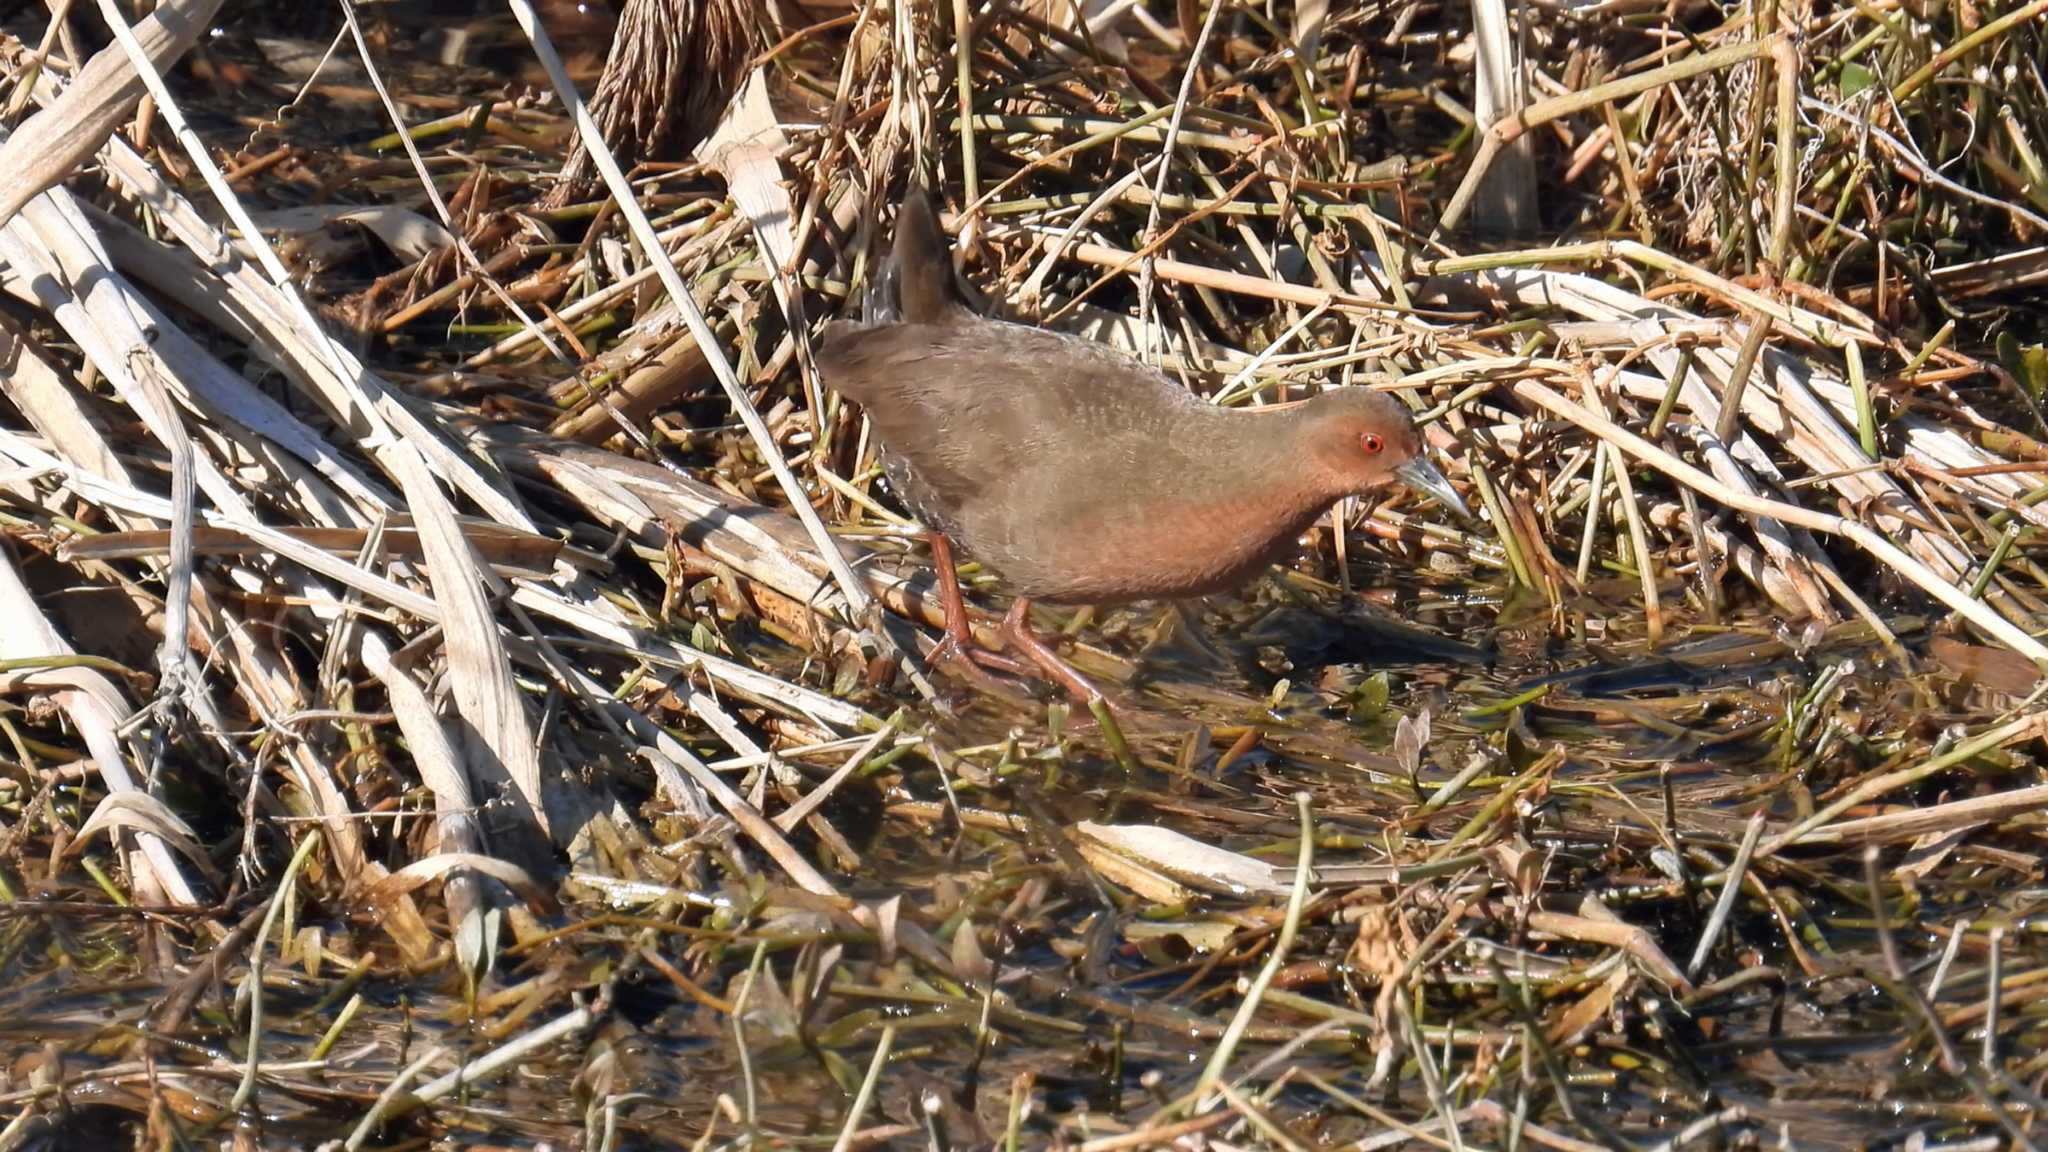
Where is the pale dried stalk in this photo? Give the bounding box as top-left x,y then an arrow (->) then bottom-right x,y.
1468,0 -> 1535,234
1786,783 -> 2048,847
388,446 -> 549,834
1514,379 -> 2048,668
413,1007 -> 595,1101
0,0 -> 227,227
773,723 -> 898,833
507,0 -> 882,639
0,550 -> 197,906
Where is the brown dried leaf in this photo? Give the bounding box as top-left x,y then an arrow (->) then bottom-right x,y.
361,852 -> 558,915
70,790 -> 223,886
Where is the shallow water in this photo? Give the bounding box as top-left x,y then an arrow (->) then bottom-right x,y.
8,560 -> 2040,1148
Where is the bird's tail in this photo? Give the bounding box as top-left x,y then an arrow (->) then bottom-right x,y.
875,181 -> 958,326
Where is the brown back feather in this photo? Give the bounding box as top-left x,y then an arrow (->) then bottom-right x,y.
814,325 -> 992,516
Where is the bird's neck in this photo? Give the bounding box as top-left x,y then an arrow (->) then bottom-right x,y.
1182,404 -> 1347,531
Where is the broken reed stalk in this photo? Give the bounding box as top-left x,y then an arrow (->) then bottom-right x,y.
1437,35 -> 1781,235
1513,379 -> 2048,668
504,0 -> 882,638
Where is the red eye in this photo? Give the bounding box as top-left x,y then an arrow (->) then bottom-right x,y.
1361,433 -> 1384,454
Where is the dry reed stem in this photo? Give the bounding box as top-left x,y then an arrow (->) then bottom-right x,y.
1514,378 -> 2048,667
506,0 -> 890,654
0,0 -> 227,228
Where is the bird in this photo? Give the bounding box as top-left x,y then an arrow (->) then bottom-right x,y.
818,184 -> 1469,706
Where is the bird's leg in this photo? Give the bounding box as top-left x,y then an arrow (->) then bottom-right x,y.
927,531 -> 976,665
1003,599 -> 1137,768
999,597 -> 1106,704
926,532 -> 1026,678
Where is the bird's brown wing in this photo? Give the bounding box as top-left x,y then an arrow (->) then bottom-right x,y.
820,317 -> 1215,555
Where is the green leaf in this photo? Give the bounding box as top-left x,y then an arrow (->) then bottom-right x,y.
1840,61 -> 1874,99
1347,670 -> 1392,724
2000,332 -> 2048,403
2024,347 -> 2048,405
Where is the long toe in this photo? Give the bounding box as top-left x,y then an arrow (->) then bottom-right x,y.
965,647 -> 1032,677
1014,637 -> 1108,707
927,633 -> 1003,690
